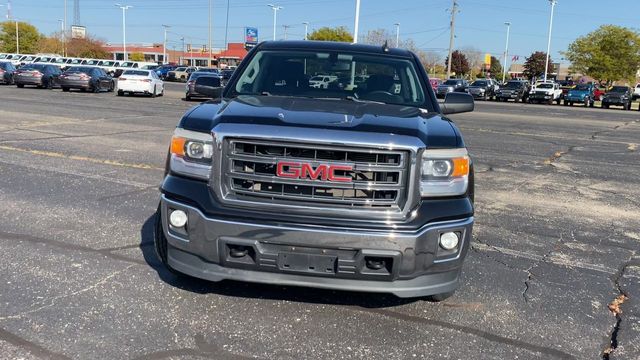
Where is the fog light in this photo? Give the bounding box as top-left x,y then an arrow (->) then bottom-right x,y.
440,232 -> 460,250
169,209 -> 188,228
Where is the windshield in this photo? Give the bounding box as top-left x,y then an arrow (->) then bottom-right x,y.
504,82 -> 523,89
120,62 -> 136,68
123,70 -> 150,76
537,83 -> 553,89
232,50 -> 427,107
443,80 -> 459,85
175,67 -> 186,71
573,84 -> 590,91
20,64 -> 45,71
100,61 -> 118,66
610,86 -> 627,93
83,60 -> 100,65
471,81 -> 487,86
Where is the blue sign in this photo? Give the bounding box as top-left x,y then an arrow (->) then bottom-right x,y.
245,27 -> 258,44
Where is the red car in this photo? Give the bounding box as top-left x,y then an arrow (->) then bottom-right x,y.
429,78 -> 442,91
593,85 -> 606,101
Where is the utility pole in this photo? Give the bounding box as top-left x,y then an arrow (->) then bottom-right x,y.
353,0 -> 361,44
268,4 -> 282,41
502,22 -> 511,83
544,0 -> 557,82
162,24 -> 170,64
58,19 -> 64,55
446,0 -> 458,78
283,25 -> 290,40
394,23 -> 400,48
181,37 -> 185,65
115,4 -> 132,61
302,22 -> 309,40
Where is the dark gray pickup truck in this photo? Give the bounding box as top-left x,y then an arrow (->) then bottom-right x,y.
154,40 -> 475,300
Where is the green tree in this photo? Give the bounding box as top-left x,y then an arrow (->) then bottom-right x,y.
445,50 -> 470,76
523,51 -> 553,80
307,26 -> 353,42
564,25 -> 640,85
488,56 -> 503,78
0,21 -> 42,54
129,52 -> 145,61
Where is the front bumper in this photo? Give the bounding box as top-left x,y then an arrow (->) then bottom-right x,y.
603,98 -> 627,105
565,95 -> 587,102
529,93 -> 553,100
160,194 -> 473,298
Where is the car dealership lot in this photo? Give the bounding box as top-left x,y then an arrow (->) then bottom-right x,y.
0,85 -> 638,359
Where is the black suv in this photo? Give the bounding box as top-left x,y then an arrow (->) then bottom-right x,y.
602,86 -> 632,110
155,41 -> 475,300
495,80 -> 530,103
467,79 -> 496,100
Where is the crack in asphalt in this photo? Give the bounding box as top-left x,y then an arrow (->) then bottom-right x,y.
0,264 -> 137,321
131,334 -> 261,360
0,327 -> 71,360
0,127 -> 169,144
354,307 -> 576,359
0,231 -> 148,266
601,257 -> 640,359
521,232 -> 569,303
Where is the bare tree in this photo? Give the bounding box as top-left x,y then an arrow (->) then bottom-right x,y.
460,46 -> 483,76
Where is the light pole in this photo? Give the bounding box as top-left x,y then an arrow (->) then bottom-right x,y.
353,0 -> 361,43
58,19 -> 64,55
267,4 -> 282,41
15,19 -> 19,54
115,4 -> 132,61
181,37 -> 185,65
394,23 -> 400,48
63,0 -> 67,57
208,0 -> 212,66
302,22 -> 309,40
502,21 -> 511,83
544,0 -> 557,82
162,24 -> 170,64
224,0 -> 230,50
283,25 -> 289,40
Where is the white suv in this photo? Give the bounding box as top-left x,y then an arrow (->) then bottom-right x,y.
633,83 -> 640,100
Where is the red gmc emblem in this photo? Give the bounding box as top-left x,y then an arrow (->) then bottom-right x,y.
276,161 -> 353,182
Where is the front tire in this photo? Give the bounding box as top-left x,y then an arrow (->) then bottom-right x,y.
16,83 -> 24,88
62,87 -> 70,92
425,290 -> 455,302
117,90 -> 124,96
153,206 -> 183,277
151,86 -> 157,98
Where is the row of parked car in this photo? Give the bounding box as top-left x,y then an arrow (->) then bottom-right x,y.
432,77 -> 640,110
0,57 -> 231,100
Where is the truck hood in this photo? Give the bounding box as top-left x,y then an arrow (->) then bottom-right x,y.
179,95 -> 461,148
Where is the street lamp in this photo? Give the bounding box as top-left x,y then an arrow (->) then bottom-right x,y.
394,23 -> 400,48
208,0 -> 212,67
15,19 -> 19,54
502,21 -> 511,83
302,22 -> 309,40
544,0 -> 557,82
63,0 -> 67,57
162,24 -> 170,64
115,4 -> 132,61
58,19 -> 64,55
353,0 -> 361,44
267,4 -> 283,41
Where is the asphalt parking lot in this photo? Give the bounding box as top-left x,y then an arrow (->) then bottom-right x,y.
0,83 -> 638,360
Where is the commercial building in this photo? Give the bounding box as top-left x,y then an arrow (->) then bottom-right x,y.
102,43 -> 248,67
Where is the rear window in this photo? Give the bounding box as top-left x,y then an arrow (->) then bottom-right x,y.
471,81 -> 487,86
610,86 -> 628,93
123,70 -> 150,76
20,64 -> 45,71
196,76 -> 220,86
443,80 -> 460,85
574,84 -> 590,91
65,67 -> 92,74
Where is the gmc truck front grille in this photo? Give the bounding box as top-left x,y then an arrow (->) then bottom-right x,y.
221,139 -> 409,210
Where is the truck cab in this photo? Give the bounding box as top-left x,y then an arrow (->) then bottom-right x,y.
155,41 -> 475,300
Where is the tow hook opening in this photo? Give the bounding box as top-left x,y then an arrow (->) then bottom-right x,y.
363,256 -> 393,275
229,245 -> 250,258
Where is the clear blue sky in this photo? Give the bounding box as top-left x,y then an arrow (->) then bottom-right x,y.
7,0 -> 640,64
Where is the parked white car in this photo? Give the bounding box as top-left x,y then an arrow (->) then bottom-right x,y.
98,60 -> 120,76
116,69 -> 164,97
528,82 -> 563,104
309,75 -> 337,89
633,83 -> 640,100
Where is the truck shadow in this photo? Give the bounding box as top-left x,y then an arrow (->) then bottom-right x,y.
140,214 -> 417,308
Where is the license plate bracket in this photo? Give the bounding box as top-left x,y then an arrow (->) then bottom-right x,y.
278,252 -> 337,274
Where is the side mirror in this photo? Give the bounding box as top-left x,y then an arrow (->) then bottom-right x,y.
441,92 -> 474,115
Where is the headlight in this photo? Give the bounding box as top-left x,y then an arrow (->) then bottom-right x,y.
169,128 -> 214,180
420,148 -> 470,197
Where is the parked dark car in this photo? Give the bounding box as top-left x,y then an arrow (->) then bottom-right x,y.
58,66 -> 115,93
185,72 -> 222,100
0,61 -> 16,84
14,64 -> 62,89
466,79 -> 495,100
436,79 -> 468,98
220,69 -> 234,86
602,86 -> 632,110
495,80 -> 530,102
154,64 -> 177,79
